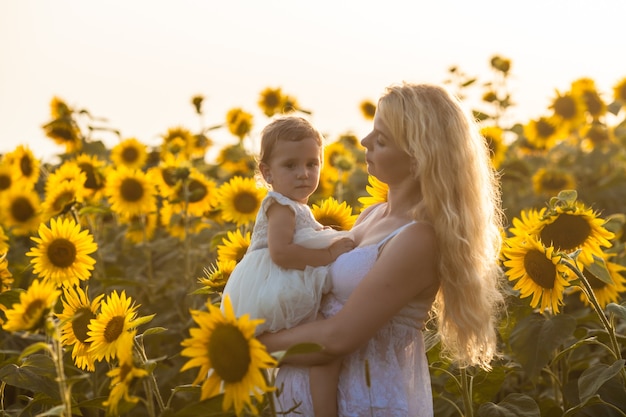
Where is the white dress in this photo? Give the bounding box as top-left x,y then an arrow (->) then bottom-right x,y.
274,217 -> 437,417
222,191 -> 348,335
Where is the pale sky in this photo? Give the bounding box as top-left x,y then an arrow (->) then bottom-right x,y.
1,0 -> 625,162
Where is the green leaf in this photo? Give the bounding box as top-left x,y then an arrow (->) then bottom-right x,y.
607,100 -> 623,116
509,314 -> 577,379
132,313 -> 156,328
162,395 -> 229,417
477,393 -> 540,417
606,302 -> 626,321
578,359 -> 626,402
0,363 -> 60,400
142,326 -> 168,337
18,342 -> 52,360
584,254 -> 614,286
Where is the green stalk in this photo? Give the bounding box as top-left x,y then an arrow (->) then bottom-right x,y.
49,315 -> 73,417
460,367 -> 473,417
561,258 -> 626,383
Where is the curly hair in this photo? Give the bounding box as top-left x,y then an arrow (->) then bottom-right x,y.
377,83 -> 505,369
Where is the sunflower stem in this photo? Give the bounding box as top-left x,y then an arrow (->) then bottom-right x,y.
459,367 -> 473,417
134,337 -> 166,414
561,258 -> 626,383
49,314 -> 73,417
262,370 -> 277,416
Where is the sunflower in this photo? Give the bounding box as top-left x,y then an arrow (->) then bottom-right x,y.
503,235 -> 572,313
159,200 -> 210,240
103,330 -> 148,416
50,96 -> 72,119
1,253 -> 13,292
217,229 -> 251,264
86,290 -> 143,363
105,166 -> 157,217
198,259 -> 237,293
0,162 -> 15,193
217,176 -> 267,226
119,212 -> 158,244
507,207 -> 545,240
480,126 -> 508,169
523,116 -> 560,151
2,279 -> 61,332
111,137 -> 148,170
535,202 -> 614,266
0,186 -> 42,236
580,121 -> 615,151
311,197 -> 357,231
358,175 -> 388,212
574,256 -> 626,308
42,112 -> 82,154
4,145 -> 40,185
171,168 -> 218,217
613,77 -> 626,104
57,285 -> 104,371
26,217 -> 97,287
226,108 -> 254,141
161,126 -> 195,158
180,295 -> 276,416
215,144 -> 258,177
44,160 -> 87,197
324,141 -> 356,175
147,152 -> 190,197
41,179 -> 84,221
359,100 -> 376,121
531,168 -> 576,197
571,78 -> 606,118
0,225 -> 9,255
258,87 -> 285,117
549,89 -> 586,133
75,153 -> 107,201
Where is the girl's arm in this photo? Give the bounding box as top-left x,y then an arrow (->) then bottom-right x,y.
259,221 -> 439,364
266,202 -> 354,270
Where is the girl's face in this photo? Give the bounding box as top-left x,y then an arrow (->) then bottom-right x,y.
260,137 -> 322,204
360,114 -> 413,185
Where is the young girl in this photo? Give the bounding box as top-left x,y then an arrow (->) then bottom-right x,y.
222,116 -> 354,416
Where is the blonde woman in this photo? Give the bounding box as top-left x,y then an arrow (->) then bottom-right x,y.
260,83 -> 505,416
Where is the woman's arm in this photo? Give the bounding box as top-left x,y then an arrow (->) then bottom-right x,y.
259,221 -> 439,364
266,203 -> 354,270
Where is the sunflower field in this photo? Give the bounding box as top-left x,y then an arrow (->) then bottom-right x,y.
1,56 -> 626,417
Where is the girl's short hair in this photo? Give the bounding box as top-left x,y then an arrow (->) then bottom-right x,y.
259,116 -> 324,164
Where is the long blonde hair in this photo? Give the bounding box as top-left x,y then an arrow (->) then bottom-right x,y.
377,83 -> 505,369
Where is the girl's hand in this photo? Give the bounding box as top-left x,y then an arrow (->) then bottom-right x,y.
328,238 -> 355,260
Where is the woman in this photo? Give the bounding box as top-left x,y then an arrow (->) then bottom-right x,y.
260,82 -> 505,416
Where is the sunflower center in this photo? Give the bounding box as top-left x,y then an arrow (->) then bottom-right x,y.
540,214 -> 591,252
104,316 -> 126,343
208,324 -> 251,383
25,299 -> 45,321
0,174 -> 11,191
122,147 -> 140,163
536,119 -> 556,138
120,178 -> 145,202
523,249 -> 557,289
73,307 -> 97,343
316,216 -> 342,231
582,268 -> 607,290
20,156 -> 34,178
186,179 -> 207,203
234,192 -> 258,214
47,238 -> 77,268
541,174 -> 569,191
11,197 -> 36,222
52,191 -> 75,213
553,96 -> 577,120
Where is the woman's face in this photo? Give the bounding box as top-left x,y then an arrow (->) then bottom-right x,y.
360,113 -> 413,185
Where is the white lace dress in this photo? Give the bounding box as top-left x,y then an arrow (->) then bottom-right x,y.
222,191 -> 348,335
274,221 -> 436,417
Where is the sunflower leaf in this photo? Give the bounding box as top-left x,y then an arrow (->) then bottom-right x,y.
578,360 -> 626,403
18,342 -> 52,360
606,302 -> 626,321
476,393 -> 540,417
585,254 -> 614,286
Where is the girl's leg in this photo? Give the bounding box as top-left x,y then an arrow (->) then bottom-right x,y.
309,358 -> 341,417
